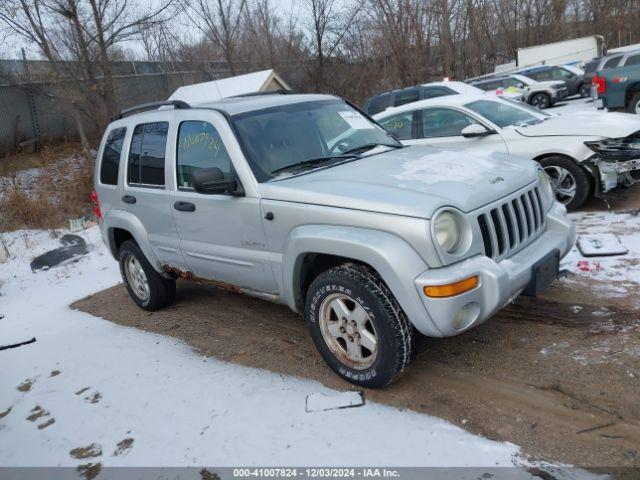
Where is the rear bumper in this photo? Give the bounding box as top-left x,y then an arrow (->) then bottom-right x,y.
412,203 -> 574,337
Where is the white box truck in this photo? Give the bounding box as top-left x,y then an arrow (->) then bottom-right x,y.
517,35 -> 605,68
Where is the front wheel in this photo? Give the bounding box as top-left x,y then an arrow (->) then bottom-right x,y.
530,93 -> 551,109
305,263 -> 413,388
540,156 -> 591,211
627,93 -> 640,115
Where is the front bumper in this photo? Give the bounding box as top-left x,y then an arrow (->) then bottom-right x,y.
412,203 -> 575,337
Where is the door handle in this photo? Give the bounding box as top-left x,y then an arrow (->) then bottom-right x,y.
174,201 -> 196,212
121,195 -> 136,204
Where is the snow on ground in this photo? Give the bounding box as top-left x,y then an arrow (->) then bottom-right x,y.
0,227 -> 521,467
551,96 -> 598,115
561,210 -> 640,306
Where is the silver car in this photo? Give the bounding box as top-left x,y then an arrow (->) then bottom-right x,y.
93,93 -> 575,388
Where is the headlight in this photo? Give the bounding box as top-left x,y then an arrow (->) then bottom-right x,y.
538,168 -> 554,210
433,211 -> 463,253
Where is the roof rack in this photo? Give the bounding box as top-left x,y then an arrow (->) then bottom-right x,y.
229,89 -> 295,99
111,100 -> 191,121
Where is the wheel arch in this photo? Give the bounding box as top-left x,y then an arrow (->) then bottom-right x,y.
282,225 -> 442,337
103,209 -> 165,275
533,152 -> 596,183
626,84 -> 640,110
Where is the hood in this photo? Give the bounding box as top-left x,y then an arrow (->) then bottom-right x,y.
515,111 -> 640,138
259,146 -> 537,218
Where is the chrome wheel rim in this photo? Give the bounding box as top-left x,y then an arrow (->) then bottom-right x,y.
544,165 -> 576,205
124,256 -> 150,301
635,100 -> 640,115
319,293 -> 378,370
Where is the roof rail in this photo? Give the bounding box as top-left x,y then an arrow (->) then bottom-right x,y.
111,100 -> 191,121
229,89 -> 295,99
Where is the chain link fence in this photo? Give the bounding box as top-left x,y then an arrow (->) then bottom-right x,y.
0,61 -> 232,156
0,59 -> 306,157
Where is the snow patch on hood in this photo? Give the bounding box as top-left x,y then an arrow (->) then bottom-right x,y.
392,150 -> 503,185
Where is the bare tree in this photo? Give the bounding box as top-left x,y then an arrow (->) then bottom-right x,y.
304,0 -> 362,91
184,0 -> 248,75
0,0 -> 176,131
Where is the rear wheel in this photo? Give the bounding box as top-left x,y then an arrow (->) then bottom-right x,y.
539,156 -> 590,211
305,263 -> 413,388
579,83 -> 590,98
530,93 -> 551,109
119,240 -> 176,311
627,93 -> 640,115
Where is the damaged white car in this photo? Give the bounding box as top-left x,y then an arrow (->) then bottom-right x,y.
375,95 -> 640,210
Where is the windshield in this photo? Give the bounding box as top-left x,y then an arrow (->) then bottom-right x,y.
465,99 -> 545,127
502,97 -> 552,117
232,100 -> 399,181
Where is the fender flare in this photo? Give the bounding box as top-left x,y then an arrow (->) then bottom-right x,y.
282,225 -> 442,336
104,209 -> 164,274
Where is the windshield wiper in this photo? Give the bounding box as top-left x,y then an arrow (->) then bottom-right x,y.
339,142 -> 404,155
271,154 -> 359,175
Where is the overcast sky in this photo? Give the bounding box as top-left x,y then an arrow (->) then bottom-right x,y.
0,0 -> 306,60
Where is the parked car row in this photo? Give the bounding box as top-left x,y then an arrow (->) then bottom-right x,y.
589,51 -> 640,115
584,49 -> 640,95
470,73 -> 569,108
363,81 -> 522,115
374,93 -> 640,210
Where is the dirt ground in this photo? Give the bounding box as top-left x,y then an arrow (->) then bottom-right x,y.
70,180 -> 640,472
72,272 -> 640,469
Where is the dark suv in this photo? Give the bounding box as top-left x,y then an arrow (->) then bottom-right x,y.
583,54 -> 626,95
519,65 -> 586,97
364,84 -> 459,115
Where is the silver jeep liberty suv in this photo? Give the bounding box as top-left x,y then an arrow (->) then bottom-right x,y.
93,92 -> 575,388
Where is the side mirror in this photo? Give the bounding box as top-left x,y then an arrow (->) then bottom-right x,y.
461,124 -> 495,138
192,167 -> 243,196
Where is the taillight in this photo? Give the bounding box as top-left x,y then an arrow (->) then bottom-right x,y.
593,74 -> 606,94
91,190 -> 102,220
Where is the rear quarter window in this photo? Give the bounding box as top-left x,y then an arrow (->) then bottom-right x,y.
127,122 -> 169,186
365,94 -> 391,115
602,56 -> 622,69
624,55 -> 640,66
99,127 -> 126,185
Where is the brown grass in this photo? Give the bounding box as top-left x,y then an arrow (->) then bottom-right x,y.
0,142 -> 95,231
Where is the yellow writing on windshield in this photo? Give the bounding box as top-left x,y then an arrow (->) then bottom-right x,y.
179,132 -> 221,156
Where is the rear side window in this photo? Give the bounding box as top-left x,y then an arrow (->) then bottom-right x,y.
100,127 -> 126,185
602,56 -> 622,69
625,54 -> 640,66
393,89 -> 420,107
128,122 -> 168,186
176,121 -> 232,189
366,94 -> 391,115
377,112 -> 414,140
423,87 -> 454,99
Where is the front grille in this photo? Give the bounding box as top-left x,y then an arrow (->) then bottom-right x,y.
477,186 -> 546,261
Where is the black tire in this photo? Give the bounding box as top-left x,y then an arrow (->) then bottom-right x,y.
626,93 -> 640,115
578,83 -> 590,98
530,92 -> 551,109
305,263 -> 413,388
539,156 -> 591,211
118,240 -> 176,311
